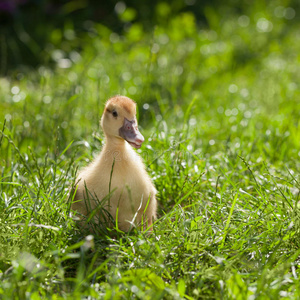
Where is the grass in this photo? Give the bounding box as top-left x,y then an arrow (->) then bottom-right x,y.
1,2 -> 300,299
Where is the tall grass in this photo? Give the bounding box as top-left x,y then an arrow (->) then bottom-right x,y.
1,2 -> 300,299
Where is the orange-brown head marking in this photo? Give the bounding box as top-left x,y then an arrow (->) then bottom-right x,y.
105,96 -> 136,115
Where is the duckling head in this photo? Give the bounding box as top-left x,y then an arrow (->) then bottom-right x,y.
101,96 -> 145,149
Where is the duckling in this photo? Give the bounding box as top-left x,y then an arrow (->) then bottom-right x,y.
72,96 -> 157,232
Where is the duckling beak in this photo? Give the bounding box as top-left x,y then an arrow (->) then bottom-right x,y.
119,118 -> 145,149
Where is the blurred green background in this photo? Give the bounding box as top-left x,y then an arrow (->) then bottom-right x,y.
1,0 -> 299,74
1,0 -> 300,163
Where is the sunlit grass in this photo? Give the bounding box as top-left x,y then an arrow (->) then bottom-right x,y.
1,3 -> 300,299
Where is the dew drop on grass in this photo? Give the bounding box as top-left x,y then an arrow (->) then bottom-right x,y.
194,149 -> 201,155
143,103 -> 149,110
240,88 -> 249,98
68,72 -> 77,82
133,76 -> 141,85
5,114 -> 11,121
229,117 -> 236,123
244,111 -> 252,118
61,121 -> 68,129
288,82 -> 297,91
58,58 -> 72,69
115,2 -> 126,14
225,109 -> 231,116
151,43 -> 160,53
156,114 -> 162,121
102,75 -> 110,84
284,7 -> 296,20
35,114 -> 42,121
232,108 -> 238,116
238,15 -> 250,27
200,44 -> 210,55
228,84 -> 238,93
240,119 -> 248,127
70,51 -> 81,62
128,86 -> 136,94
19,92 -> 26,100
110,32 -> 120,43
88,68 -> 98,79
159,131 -> 165,139
122,72 -> 131,81
51,49 -> 64,61
11,86 -> 20,94
208,30 -> 218,41
175,65 -> 183,75
217,106 -> 224,113
274,6 -> 285,18
64,29 -> 75,40
158,56 -> 168,67
12,95 -> 21,102
158,33 -> 169,45
170,128 -> 176,134
43,96 -> 52,104
238,103 -> 246,111
189,118 -> 196,126
256,18 -> 273,32
75,86 -> 83,93
256,157 -> 263,163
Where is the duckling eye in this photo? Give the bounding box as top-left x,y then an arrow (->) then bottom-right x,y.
112,110 -> 118,118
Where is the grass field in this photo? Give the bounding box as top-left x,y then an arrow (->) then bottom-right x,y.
1,3 -> 300,299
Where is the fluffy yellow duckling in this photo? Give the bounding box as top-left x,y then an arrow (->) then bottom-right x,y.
72,96 -> 157,232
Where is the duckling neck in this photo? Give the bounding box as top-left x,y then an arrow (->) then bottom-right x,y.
101,135 -> 130,164
104,135 -> 126,151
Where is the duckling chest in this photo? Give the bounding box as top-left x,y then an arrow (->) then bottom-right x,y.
111,159 -> 152,193
95,148 -> 154,204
